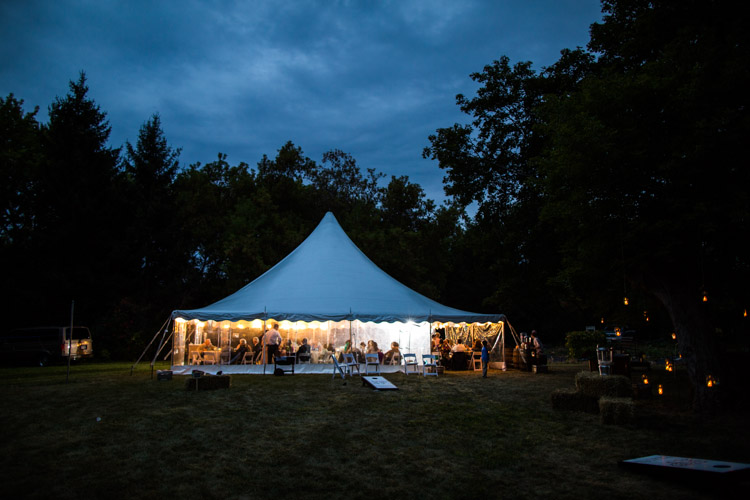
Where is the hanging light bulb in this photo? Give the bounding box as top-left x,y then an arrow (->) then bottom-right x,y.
702,290 -> 708,302
671,332 -> 676,340
658,384 -> 663,395
641,374 -> 649,385
623,296 -> 629,306
706,375 -> 715,388
600,317 -> 605,324
744,309 -> 748,318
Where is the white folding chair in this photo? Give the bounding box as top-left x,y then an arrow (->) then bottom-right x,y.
403,353 -> 419,375
597,345 -> 613,375
343,353 -> 361,377
365,353 -> 380,375
241,352 -> 254,365
220,347 -> 231,365
472,351 -> 483,371
202,351 -> 218,365
188,344 -> 202,365
422,354 -> 438,377
331,355 -> 347,379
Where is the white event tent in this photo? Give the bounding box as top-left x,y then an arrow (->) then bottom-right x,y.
169,212 -> 508,374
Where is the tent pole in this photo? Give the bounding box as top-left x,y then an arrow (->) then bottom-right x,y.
262,310 -> 267,375
66,300 -> 74,384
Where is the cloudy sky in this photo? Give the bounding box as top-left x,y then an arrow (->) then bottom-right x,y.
1,0 -> 603,203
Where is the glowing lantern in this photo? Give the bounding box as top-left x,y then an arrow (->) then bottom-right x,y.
706,375 -> 717,388
665,360 -> 673,372
600,317 -> 604,324
702,291 -> 708,302
671,332 -> 676,340
641,374 -> 649,385
623,297 -> 629,306
745,309 -> 748,318
251,319 -> 263,329
658,384 -> 663,395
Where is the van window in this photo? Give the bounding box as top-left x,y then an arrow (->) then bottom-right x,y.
67,327 -> 91,340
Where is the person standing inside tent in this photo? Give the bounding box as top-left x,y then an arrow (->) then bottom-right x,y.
264,323 -> 282,363
481,340 -> 490,378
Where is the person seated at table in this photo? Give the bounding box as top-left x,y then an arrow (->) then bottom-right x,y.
473,339 -> 483,351
431,333 -> 441,352
338,339 -> 352,362
200,338 -> 215,351
249,336 -> 262,363
282,338 -> 294,356
296,338 -> 311,363
230,338 -> 249,364
451,338 -> 466,353
366,340 -> 383,363
354,342 -> 366,363
438,339 -> 451,365
384,342 -> 401,365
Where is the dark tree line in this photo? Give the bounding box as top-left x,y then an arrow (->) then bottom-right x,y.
2,1 -> 747,413
424,0 -> 749,413
1,73 -> 463,360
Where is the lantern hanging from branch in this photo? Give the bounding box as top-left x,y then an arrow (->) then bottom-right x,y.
657,384 -> 663,395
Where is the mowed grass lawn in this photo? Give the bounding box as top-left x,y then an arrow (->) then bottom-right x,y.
0,361 -> 748,500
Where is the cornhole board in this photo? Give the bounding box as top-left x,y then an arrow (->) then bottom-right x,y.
620,455 -> 750,482
362,376 -> 398,391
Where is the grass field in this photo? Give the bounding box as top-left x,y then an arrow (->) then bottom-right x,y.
0,361 -> 748,499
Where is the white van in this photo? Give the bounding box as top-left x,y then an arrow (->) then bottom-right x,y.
0,326 -> 94,366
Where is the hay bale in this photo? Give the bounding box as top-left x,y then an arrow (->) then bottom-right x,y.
551,388 -> 600,414
185,374 -> 231,391
575,371 -> 632,398
599,396 -> 635,425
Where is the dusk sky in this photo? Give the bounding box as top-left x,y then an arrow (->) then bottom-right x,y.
1,0 -> 604,204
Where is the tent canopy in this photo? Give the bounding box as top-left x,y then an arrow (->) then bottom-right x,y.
172,212 -> 505,324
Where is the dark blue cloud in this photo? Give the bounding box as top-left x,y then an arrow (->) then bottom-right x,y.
0,0 -> 603,203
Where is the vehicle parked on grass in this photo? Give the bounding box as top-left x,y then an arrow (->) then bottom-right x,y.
0,326 -> 94,366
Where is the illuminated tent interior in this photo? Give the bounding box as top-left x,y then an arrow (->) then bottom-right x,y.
170,212 -> 509,374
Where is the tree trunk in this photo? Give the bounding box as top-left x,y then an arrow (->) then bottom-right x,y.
649,278 -> 723,414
